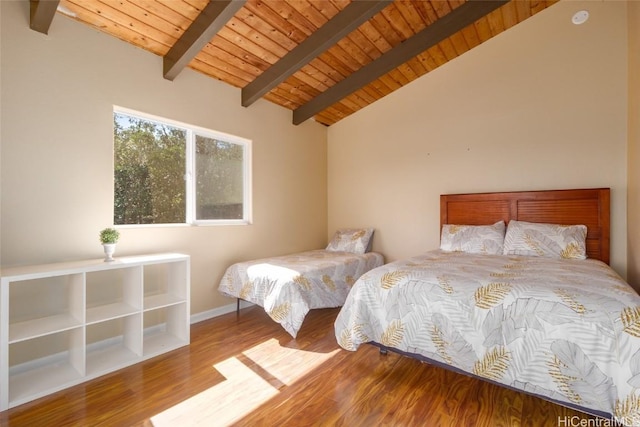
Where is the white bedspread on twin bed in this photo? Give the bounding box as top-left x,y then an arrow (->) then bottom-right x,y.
218,249 -> 384,337
334,250 -> 640,423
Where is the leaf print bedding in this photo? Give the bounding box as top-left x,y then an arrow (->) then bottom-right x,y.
218,249 -> 384,338
334,250 -> 640,424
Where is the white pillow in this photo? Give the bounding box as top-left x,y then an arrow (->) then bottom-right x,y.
440,221 -> 505,255
326,228 -> 374,254
503,220 -> 587,259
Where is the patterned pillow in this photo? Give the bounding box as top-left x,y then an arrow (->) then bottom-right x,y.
440,221 -> 505,255
502,220 -> 587,259
326,228 -> 374,254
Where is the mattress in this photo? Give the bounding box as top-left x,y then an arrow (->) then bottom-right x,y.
219,249 -> 384,337
335,250 -> 640,424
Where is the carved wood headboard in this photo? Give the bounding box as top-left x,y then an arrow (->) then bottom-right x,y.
440,188 -> 611,264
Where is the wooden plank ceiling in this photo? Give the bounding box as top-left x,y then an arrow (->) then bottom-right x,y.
49,0 -> 558,126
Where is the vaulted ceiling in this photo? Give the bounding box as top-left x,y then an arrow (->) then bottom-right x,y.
30,0 -> 558,126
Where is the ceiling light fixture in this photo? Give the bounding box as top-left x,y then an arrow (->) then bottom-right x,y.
572,10 -> 589,25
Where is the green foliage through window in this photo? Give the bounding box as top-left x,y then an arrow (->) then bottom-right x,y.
195,136 -> 244,220
113,109 -> 250,225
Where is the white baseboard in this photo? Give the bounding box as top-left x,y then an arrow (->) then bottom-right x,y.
190,300 -> 255,324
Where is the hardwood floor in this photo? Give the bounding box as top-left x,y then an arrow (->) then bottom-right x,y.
1,306 -> 601,426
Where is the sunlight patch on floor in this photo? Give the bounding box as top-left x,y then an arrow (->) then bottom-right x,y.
243,338 -> 340,386
150,338 -> 339,426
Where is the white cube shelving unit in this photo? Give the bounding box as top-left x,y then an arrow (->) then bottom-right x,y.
0,253 -> 190,411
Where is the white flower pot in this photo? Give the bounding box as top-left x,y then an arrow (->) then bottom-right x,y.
103,243 -> 116,262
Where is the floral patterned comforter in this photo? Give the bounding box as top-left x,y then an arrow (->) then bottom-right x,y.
218,250 -> 384,337
334,250 -> 640,423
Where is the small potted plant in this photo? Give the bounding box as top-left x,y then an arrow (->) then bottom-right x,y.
99,227 -> 120,262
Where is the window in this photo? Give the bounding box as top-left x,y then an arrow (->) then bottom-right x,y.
113,107 -> 251,226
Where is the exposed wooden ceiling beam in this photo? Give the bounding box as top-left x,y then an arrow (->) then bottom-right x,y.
29,0 -> 60,35
241,0 -> 393,108
293,0 -> 509,125
163,0 -> 246,81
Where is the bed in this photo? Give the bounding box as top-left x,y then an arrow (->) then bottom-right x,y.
218,228 -> 384,338
334,188 -> 640,425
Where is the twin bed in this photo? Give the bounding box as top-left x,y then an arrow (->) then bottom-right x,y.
335,188 -> 640,424
218,187 -> 640,424
218,228 -> 384,337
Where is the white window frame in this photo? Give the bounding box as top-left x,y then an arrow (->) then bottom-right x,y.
114,106 -> 252,226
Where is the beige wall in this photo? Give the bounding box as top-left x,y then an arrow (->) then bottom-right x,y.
328,1 -> 629,277
628,0 -> 640,288
0,2 -> 328,315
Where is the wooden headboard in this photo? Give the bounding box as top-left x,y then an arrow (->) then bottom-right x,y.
440,188 -> 611,264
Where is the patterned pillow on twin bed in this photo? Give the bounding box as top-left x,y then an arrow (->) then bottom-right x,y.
502,220 -> 587,259
439,221 -> 505,255
326,228 -> 374,254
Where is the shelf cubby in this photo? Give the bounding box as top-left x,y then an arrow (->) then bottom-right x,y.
86,315 -> 142,376
143,261 -> 188,310
143,304 -> 189,357
8,273 -> 84,343
8,328 -> 84,408
86,267 -> 142,324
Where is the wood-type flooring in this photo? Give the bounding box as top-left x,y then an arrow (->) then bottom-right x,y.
0,306 -> 601,426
